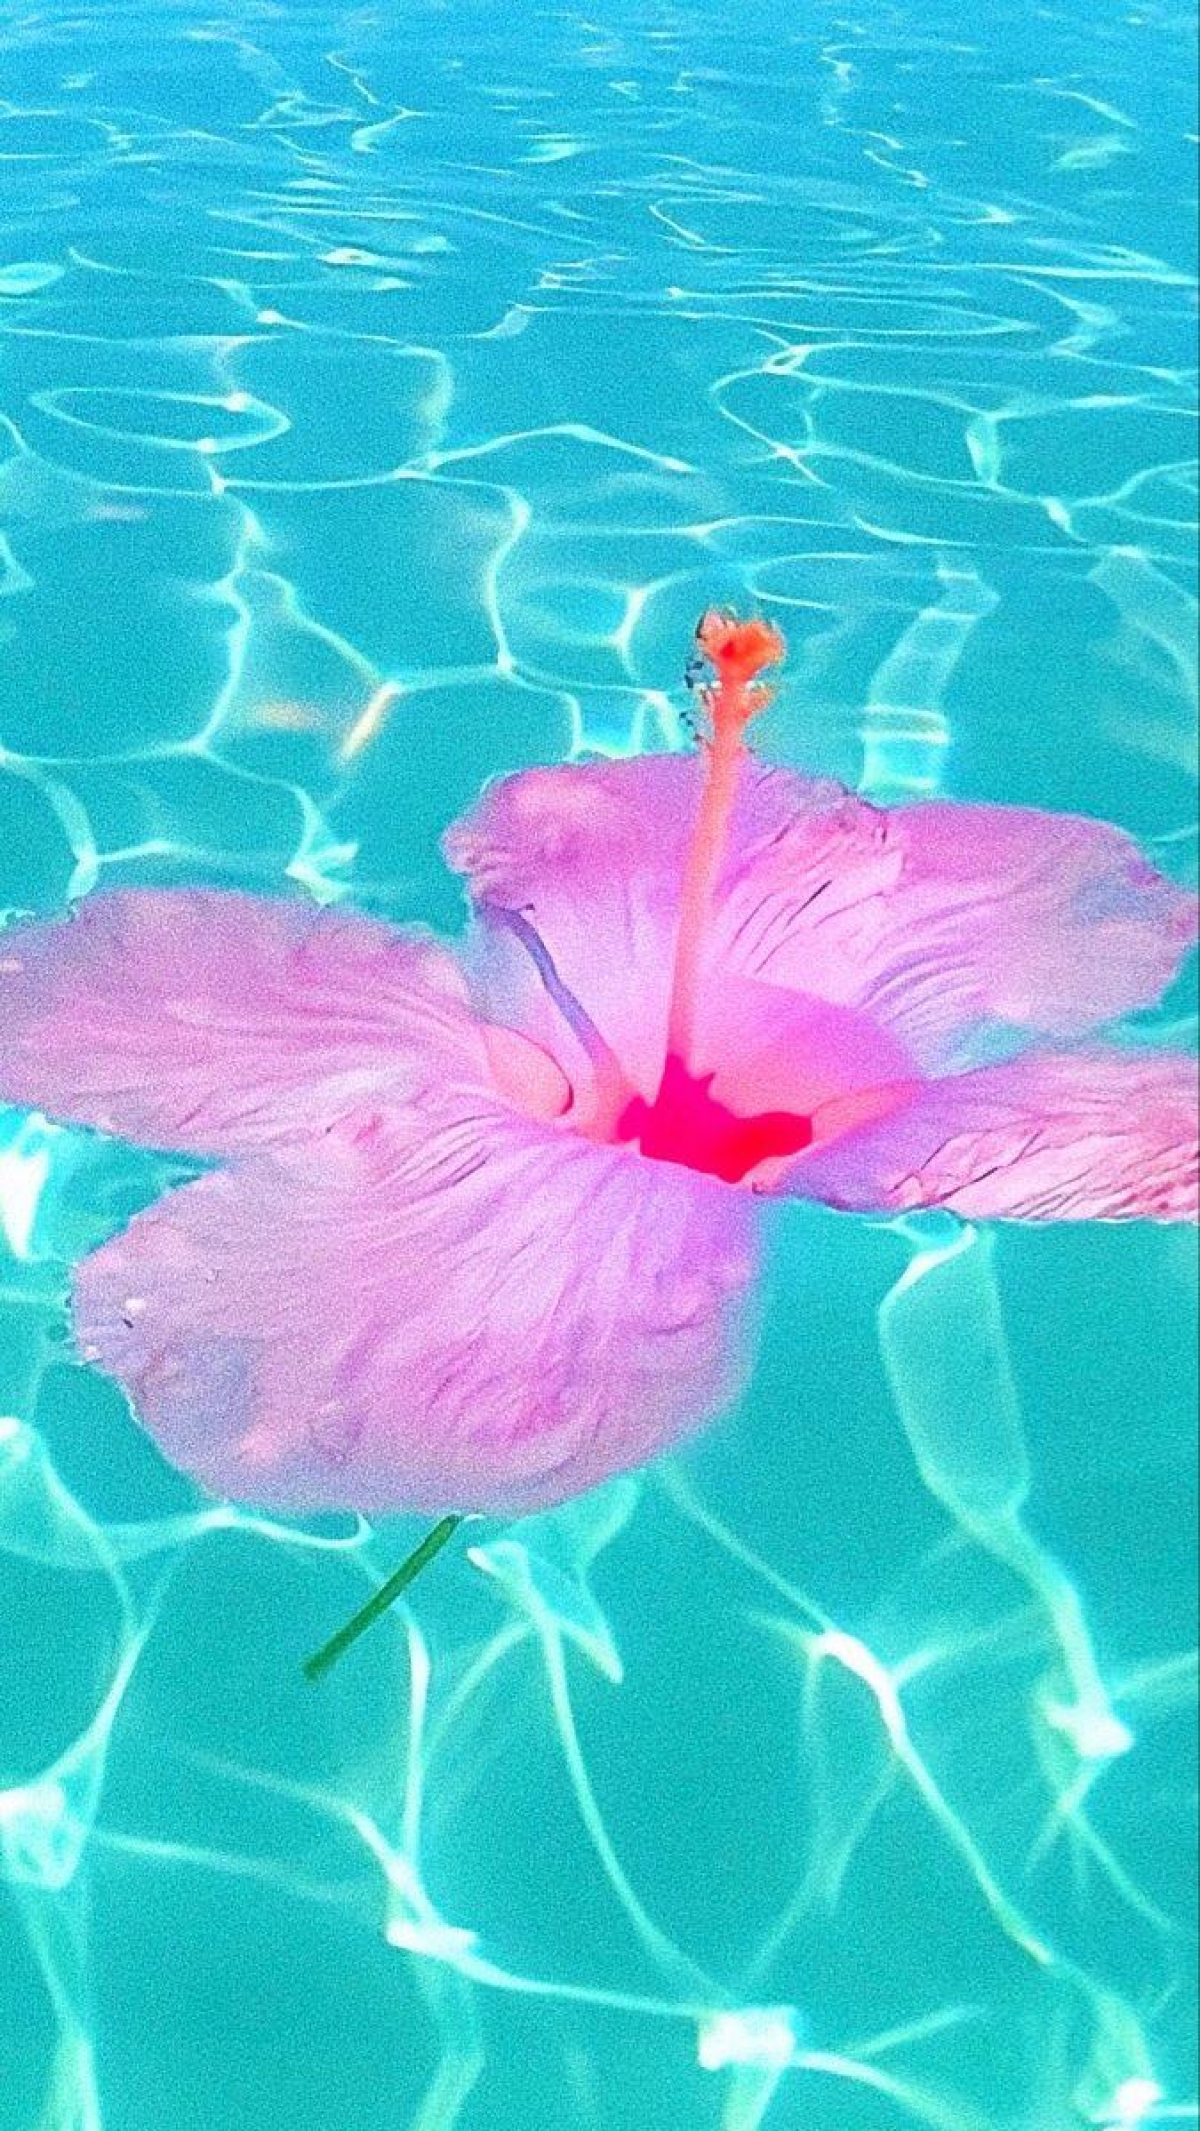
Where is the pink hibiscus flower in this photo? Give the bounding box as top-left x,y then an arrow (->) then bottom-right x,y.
1,614 -> 1196,1531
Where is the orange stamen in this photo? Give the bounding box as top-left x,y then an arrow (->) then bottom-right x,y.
663,610 -> 786,1068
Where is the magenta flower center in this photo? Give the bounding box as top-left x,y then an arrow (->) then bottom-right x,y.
616,1054 -> 814,1184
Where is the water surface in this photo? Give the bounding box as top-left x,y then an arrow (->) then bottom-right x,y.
0,3 -> 1196,2127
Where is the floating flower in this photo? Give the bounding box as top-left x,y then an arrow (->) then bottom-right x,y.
0,615 -> 1196,1534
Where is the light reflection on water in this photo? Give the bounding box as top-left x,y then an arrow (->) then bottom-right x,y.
0,1 -> 1196,2125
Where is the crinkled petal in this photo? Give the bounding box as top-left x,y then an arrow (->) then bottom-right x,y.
830,800 -> 1198,1065
445,757 -> 1196,1084
783,1046 -> 1199,1222
443,755 -> 854,1097
73,1106 -> 758,1514
0,889 -> 496,1156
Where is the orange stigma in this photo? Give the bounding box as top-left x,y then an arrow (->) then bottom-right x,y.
693,610 -> 787,698
664,609 -> 786,1067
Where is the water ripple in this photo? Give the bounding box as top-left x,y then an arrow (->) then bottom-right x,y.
0,1 -> 1195,2125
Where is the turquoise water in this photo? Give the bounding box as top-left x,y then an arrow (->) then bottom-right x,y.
0,1 -> 1196,2125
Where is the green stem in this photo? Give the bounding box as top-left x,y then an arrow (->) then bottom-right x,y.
302,1515 -> 463,1683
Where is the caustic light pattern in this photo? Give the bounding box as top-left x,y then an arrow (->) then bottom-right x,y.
0,3 -> 1197,2118
0,615 -> 1195,1518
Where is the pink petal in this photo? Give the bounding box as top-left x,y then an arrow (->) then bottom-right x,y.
0,890 -> 497,1157
693,974 -> 917,1144
838,799 -> 1198,1065
784,1047 -> 1199,1222
445,757 -> 1196,1086
73,1105 -> 758,1514
704,787 -> 1196,1068
443,754 -> 852,1101
445,756 -> 699,1102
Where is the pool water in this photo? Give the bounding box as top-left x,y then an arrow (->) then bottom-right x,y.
0,3 -> 1196,2127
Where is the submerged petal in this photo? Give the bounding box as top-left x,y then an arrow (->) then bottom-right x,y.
0,889 -> 495,1156
73,1102 -> 758,1515
782,1047 -> 1199,1222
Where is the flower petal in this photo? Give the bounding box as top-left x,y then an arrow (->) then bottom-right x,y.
694,974 -> 917,1141
0,889 -> 493,1156
782,1047 -> 1199,1222
701,786 -> 1196,1068
445,757 -> 1195,1083
839,800 -> 1198,1065
444,754 -> 850,1097
73,1107 -> 758,1514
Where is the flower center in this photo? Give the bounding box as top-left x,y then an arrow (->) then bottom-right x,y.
616,1053 -> 814,1185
